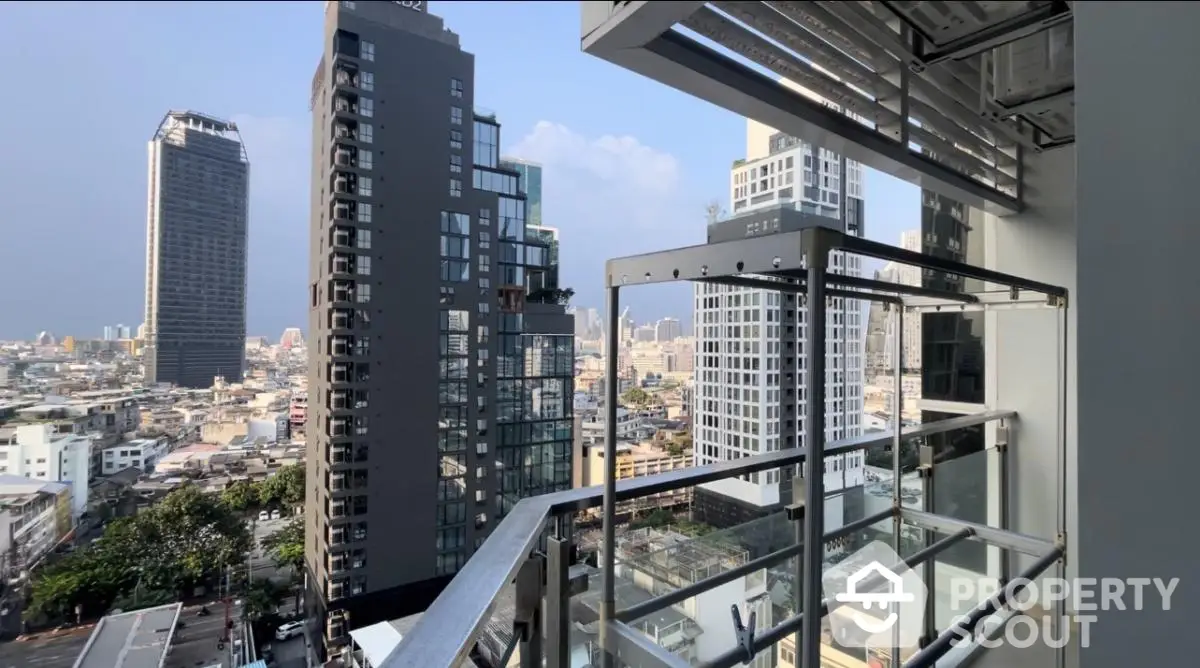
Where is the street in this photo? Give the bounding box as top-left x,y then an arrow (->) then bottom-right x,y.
165,601 -> 243,668
0,625 -> 92,668
250,516 -> 296,585
271,635 -> 307,668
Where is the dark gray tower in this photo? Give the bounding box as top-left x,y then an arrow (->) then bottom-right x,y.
144,110 -> 249,389
305,1 -> 573,657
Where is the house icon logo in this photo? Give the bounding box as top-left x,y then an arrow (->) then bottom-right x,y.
823,541 -> 927,649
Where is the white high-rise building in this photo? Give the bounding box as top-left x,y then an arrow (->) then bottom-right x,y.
692,81 -> 868,524
876,231 -> 923,371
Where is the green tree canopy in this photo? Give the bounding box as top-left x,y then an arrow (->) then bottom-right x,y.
261,518 -> 305,571
28,484 -> 252,625
257,465 -> 306,508
621,387 -> 651,407
220,479 -> 258,512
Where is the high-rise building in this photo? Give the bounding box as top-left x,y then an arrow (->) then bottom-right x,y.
692,118 -> 867,527
501,157 -> 543,227
865,231 -> 922,375
143,110 -> 249,388
102,326 -> 116,342
305,1 -> 573,657
918,190 -> 988,575
655,317 -> 682,342
280,327 -> 305,350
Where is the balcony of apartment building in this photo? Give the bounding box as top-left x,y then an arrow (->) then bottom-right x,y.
370,3 -> 1195,668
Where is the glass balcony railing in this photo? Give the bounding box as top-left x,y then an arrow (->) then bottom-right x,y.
381,226 -> 1068,668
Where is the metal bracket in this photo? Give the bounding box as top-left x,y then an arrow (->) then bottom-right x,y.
918,444 -> 935,473
730,604 -> 757,665
513,554 -> 545,642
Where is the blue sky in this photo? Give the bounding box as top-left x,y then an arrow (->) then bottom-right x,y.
0,1 -> 918,341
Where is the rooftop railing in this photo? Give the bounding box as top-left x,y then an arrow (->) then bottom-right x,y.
385,226 -> 1069,668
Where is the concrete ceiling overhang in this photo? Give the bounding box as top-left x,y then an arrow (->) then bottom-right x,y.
581,1 -> 1075,215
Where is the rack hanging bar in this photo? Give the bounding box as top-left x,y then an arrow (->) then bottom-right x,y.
605,229 -> 808,287
698,528 -> 976,668
834,234 -> 1069,297
615,508 -> 895,623
905,546 -> 1066,668
767,269 -> 979,303
698,276 -> 902,305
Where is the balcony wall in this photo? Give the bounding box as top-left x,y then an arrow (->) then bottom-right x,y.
987,4 -> 1200,667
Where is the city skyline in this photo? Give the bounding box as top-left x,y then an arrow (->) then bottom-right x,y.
0,1 -> 920,341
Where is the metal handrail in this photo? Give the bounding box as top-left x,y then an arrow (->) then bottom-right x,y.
382,409 -> 1015,668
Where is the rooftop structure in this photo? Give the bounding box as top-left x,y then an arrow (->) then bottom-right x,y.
75,602 -> 182,668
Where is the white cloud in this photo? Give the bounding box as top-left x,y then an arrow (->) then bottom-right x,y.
506,121 -> 690,229
505,121 -> 701,318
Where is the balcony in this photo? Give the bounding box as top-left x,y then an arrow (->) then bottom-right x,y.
380,226 -> 1068,668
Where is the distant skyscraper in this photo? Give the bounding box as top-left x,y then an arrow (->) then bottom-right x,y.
143,110 -> 249,388
305,2 -> 572,657
501,157 -> 543,227
919,190 -> 987,575
655,317 -> 682,342
117,324 -> 132,340
103,326 -> 116,342
865,231 -> 922,375
280,328 -> 305,350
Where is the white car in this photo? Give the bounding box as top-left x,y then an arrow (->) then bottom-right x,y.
275,621 -> 304,641
270,510 -> 282,520
258,510 -> 270,522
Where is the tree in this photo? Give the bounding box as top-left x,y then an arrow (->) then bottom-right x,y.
666,442 -> 684,457
243,578 -> 288,621
27,484 -> 251,624
261,518 -> 305,571
221,479 -> 258,512
554,287 -> 575,305
257,465 -> 305,508
621,387 -> 650,407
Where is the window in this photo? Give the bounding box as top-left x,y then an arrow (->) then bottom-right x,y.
357,283 -> 371,303
441,260 -> 469,282
359,124 -> 373,143
450,78 -> 464,98
360,98 -> 374,118
449,154 -> 462,173
357,229 -> 372,249
450,106 -> 463,125
341,1 -> 356,9
357,202 -> 372,223
357,256 -> 371,275
440,235 -> 469,259
360,72 -> 374,91
359,150 -> 373,170
360,41 -> 375,61
358,177 -> 372,197
441,211 -> 470,234
473,120 -> 498,167
450,130 -> 462,150
450,179 -> 462,197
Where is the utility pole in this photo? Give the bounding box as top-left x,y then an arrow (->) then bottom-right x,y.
222,566 -> 232,643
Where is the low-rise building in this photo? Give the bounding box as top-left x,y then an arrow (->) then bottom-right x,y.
0,424 -> 91,518
574,442 -> 692,514
0,477 -> 73,577
99,437 -> 170,475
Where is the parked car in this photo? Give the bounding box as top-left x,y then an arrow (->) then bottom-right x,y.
275,621 -> 304,641
270,509 -> 282,520
258,510 -> 270,521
